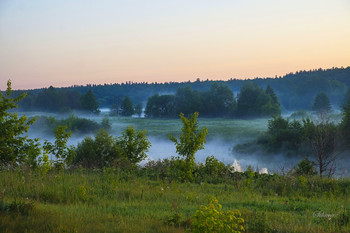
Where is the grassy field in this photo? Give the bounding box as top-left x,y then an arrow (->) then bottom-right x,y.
1,169 -> 349,233
108,116 -> 269,141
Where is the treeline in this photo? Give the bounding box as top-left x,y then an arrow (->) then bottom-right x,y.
145,82 -> 280,118
11,66 -> 350,111
15,87 -> 100,113
235,96 -> 350,177
2,80 -> 350,180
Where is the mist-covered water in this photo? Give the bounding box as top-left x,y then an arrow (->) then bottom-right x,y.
23,111 -> 350,176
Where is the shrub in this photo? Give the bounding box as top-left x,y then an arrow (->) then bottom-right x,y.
295,158 -> 316,176
73,126 -> 150,169
73,129 -> 122,168
191,197 -> 245,233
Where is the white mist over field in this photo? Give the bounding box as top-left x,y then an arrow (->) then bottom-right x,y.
139,137 -> 296,174
23,111 -> 350,176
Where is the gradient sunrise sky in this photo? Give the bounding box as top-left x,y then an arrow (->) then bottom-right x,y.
0,0 -> 349,90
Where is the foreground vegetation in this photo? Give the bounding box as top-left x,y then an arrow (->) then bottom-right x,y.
1,168 -> 350,233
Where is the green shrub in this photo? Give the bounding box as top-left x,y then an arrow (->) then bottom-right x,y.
33,115 -> 103,134
191,197 -> 245,233
73,126 -> 150,169
73,129 -> 122,168
295,158 -> 316,176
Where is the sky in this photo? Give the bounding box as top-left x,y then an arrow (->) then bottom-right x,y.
0,0 -> 349,90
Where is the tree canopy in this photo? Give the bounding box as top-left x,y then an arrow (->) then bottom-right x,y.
312,92 -> 331,113
169,112 -> 208,181
0,80 -> 37,166
80,89 -> 99,113
236,82 -> 281,118
120,96 -> 135,116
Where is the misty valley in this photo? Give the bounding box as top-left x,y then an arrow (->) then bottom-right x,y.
2,68 -> 350,233
23,110 -> 349,176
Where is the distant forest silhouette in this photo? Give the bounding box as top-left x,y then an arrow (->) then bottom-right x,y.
10,66 -> 350,113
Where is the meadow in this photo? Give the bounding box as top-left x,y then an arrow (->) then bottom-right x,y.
108,116 -> 269,140
1,168 -> 349,233
2,112 -> 349,232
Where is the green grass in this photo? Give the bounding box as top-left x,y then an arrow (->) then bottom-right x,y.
1,169 -> 349,233
109,116 -> 269,141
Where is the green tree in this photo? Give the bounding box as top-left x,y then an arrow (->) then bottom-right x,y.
101,116 -> 112,131
340,96 -> 350,147
0,80 -> 37,166
265,85 -> 280,106
43,125 -> 76,168
117,126 -> 151,164
73,129 -> 122,168
110,96 -> 123,116
34,86 -> 59,111
303,116 -> 337,177
312,92 -> 331,113
80,89 -> 99,113
203,83 -> 236,117
135,103 -> 143,117
343,88 -> 350,110
175,86 -> 202,115
145,94 -> 176,117
236,82 -> 281,118
263,85 -> 281,116
121,96 -> 134,116
169,112 -> 208,181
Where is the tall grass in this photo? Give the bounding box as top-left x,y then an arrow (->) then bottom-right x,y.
1,168 -> 349,232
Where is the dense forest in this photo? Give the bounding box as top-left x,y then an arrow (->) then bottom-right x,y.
10,67 -> 350,113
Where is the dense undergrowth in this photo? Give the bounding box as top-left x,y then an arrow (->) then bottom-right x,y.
1,167 -> 350,233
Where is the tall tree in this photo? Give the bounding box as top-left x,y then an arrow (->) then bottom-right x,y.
204,83 -> 236,117
175,86 -> 202,116
110,96 -> 123,116
135,103 -> 143,117
303,115 -> 337,177
80,90 -> 99,113
0,80 -> 38,166
342,88 -> 350,110
340,95 -> 350,147
145,94 -> 175,118
121,96 -> 134,116
35,86 -> 59,111
169,112 -> 208,181
265,85 -> 280,106
117,126 -> 151,164
312,92 -> 331,113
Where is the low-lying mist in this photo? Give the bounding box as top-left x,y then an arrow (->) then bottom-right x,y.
24,111 -> 350,176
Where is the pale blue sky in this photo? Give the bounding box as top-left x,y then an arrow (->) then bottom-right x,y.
1,0 -> 349,89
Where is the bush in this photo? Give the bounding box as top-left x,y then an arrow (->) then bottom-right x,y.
295,158 -> 316,176
33,115 -> 105,134
191,197 -> 245,233
73,129 -> 122,168
73,126 -> 150,169
196,156 -> 232,183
